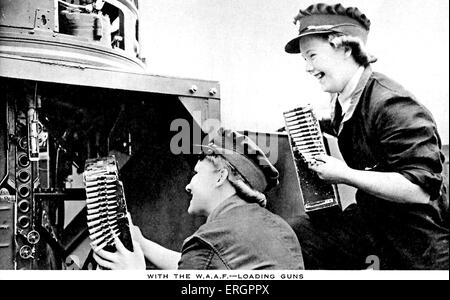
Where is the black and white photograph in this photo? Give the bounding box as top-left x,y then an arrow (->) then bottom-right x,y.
0,0 -> 448,285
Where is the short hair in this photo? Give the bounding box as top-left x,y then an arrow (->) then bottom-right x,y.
201,154 -> 267,208
317,33 -> 377,66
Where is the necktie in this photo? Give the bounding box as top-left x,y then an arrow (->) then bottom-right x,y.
332,98 -> 343,134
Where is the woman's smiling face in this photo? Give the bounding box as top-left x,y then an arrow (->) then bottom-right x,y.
299,35 -> 352,94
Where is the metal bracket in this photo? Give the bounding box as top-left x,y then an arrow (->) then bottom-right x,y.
34,8 -> 53,31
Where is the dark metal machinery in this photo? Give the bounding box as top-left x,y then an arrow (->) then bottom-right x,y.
0,0 -> 221,269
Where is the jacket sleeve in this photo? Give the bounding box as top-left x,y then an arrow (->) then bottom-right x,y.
178,237 -> 227,270
372,96 -> 445,199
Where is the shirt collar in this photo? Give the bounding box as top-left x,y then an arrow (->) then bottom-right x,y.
338,66 -> 365,116
330,66 -> 373,135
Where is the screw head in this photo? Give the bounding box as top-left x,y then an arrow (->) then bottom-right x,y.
209,88 -> 217,96
189,85 -> 198,94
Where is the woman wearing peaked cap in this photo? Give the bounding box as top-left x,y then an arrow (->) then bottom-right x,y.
286,3 -> 448,270
93,128 -> 304,270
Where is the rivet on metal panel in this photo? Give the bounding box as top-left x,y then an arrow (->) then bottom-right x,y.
189,85 -> 198,94
209,88 -> 217,96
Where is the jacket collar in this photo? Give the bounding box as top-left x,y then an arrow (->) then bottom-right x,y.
206,194 -> 247,223
330,66 -> 373,136
338,66 -> 365,115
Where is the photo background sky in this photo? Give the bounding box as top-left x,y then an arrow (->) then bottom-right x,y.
139,0 -> 449,144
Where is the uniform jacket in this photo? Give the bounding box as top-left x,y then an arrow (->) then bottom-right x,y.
178,195 -> 304,270
326,67 -> 449,269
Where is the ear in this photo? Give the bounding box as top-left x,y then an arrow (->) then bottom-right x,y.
343,45 -> 352,58
216,168 -> 229,187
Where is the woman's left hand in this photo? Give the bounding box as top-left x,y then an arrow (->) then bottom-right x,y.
308,154 -> 352,184
93,236 -> 146,270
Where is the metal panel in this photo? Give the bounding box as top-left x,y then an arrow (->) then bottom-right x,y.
0,192 -> 14,269
0,100 -> 7,186
0,28 -> 145,71
0,0 -> 37,29
0,0 -> 54,30
0,55 -> 221,99
179,96 -> 209,129
207,99 -> 221,123
244,131 -> 304,219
